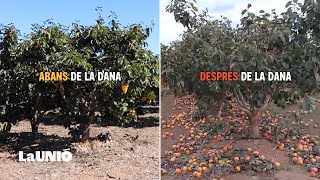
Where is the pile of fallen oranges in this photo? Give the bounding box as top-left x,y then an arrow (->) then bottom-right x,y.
162,96 -> 320,178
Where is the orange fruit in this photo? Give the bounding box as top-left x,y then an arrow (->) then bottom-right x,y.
311,167 -> 318,173
309,171 -> 316,177
222,146 -> 228,152
162,134 -> 167,139
245,155 -> 251,161
162,168 -> 168,175
182,166 -> 188,172
202,166 -> 208,172
296,157 -> 304,165
310,158 -> 317,164
121,84 -> 128,94
235,166 -> 241,172
195,172 -> 202,178
202,148 -> 208,154
233,156 -> 240,162
274,162 -> 281,167
292,157 -> 298,163
278,143 -> 285,151
174,153 -> 181,158
175,168 -> 182,174
296,143 -> 304,152
179,138 -> 184,143
186,150 -> 191,155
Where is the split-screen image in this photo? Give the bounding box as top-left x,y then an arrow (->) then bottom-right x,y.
1,0 -> 320,180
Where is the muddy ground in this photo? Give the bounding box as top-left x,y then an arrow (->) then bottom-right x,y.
161,87 -> 319,180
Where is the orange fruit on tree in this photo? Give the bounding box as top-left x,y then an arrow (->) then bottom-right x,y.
121,84 -> 128,94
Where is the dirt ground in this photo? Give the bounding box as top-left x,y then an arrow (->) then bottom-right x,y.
161,89 -> 319,180
0,115 -> 159,180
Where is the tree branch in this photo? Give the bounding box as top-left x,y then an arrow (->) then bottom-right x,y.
257,94 -> 271,112
233,88 -> 245,108
227,101 -> 251,114
236,87 -> 248,107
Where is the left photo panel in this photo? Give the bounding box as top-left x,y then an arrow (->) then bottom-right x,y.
0,0 -> 160,179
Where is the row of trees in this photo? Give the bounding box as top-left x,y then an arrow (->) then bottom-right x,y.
0,12 -> 159,142
162,0 -> 320,138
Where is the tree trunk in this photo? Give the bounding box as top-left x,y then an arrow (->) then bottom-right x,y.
31,110 -> 39,135
80,89 -> 97,143
81,114 -> 94,143
216,102 -> 225,120
31,93 -> 42,135
81,125 -> 90,143
248,111 -> 262,138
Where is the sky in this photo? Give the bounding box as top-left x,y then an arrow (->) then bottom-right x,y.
0,0 -> 159,54
160,0 -> 304,45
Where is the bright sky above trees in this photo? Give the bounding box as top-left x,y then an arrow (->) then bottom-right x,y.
160,0 -> 304,44
0,0 -> 159,54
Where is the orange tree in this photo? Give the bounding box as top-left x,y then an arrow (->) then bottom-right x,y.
0,12 -> 159,142
163,0 -> 320,138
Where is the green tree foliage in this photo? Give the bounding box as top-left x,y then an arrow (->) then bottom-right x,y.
163,0 -> 320,138
0,12 -> 159,142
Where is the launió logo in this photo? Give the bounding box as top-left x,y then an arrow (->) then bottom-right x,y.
18,149 -> 72,162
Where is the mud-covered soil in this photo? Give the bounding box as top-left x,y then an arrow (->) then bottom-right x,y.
161,89 -> 319,180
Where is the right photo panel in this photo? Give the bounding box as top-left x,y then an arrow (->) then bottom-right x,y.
161,0 -> 320,179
